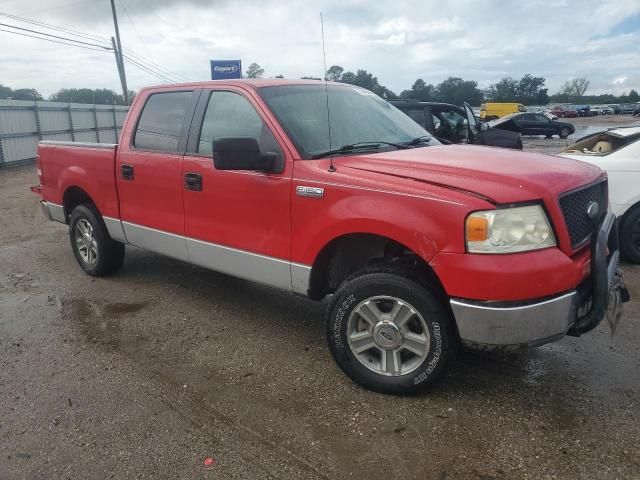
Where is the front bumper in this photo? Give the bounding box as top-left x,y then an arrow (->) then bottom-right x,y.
451,211 -> 628,351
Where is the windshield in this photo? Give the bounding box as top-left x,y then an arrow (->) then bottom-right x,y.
258,84 -> 438,159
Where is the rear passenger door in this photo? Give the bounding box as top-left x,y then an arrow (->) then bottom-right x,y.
117,89 -> 199,261
180,88 -> 293,290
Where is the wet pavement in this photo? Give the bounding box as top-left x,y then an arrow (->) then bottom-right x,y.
1,133 -> 639,478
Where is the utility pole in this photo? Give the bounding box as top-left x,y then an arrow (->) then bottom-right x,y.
111,36 -> 127,105
110,0 -> 128,105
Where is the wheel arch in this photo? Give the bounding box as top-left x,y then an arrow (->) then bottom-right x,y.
306,232 -> 449,308
62,186 -> 98,223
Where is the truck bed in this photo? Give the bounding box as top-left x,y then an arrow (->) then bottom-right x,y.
37,140 -> 121,221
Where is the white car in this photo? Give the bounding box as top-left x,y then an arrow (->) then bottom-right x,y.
558,126 -> 640,262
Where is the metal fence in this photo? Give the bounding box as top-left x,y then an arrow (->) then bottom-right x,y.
0,100 -> 129,168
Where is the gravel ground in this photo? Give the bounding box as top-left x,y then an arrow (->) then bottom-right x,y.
1,120 -> 639,479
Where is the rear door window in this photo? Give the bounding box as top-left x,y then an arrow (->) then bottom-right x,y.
404,109 -> 426,128
133,91 -> 193,152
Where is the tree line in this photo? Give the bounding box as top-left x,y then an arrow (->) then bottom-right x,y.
0,84 -> 134,105
3,64 -> 638,106
251,62 -> 640,106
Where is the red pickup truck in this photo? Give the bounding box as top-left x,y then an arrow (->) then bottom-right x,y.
33,80 -> 627,394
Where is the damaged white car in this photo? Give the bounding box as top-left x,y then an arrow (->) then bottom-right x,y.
558,126 -> 640,262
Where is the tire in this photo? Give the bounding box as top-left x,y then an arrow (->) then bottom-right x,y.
69,204 -> 125,276
620,207 -> 640,264
326,268 -> 454,394
559,127 -> 571,139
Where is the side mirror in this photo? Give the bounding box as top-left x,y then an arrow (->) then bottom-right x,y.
480,122 -> 489,132
212,138 -> 282,173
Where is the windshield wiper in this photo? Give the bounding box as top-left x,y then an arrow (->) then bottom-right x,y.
404,135 -> 432,146
311,141 -> 410,159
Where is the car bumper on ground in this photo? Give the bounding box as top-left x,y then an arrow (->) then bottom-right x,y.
449,211 -> 629,351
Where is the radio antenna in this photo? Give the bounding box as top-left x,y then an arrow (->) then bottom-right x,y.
320,12 -> 336,172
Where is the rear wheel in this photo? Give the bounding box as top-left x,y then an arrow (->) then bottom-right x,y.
326,268 -> 454,394
621,207 -> 640,264
559,127 -> 571,139
69,204 -> 125,276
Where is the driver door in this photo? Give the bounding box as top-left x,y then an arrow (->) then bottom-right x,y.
181,88 -> 293,290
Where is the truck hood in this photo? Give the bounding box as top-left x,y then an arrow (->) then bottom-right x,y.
335,145 -> 604,204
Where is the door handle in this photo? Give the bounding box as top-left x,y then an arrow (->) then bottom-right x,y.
121,164 -> 134,181
184,172 -> 202,192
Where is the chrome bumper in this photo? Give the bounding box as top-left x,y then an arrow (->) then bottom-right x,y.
40,201 -> 66,223
451,292 -> 578,350
451,211 -> 628,351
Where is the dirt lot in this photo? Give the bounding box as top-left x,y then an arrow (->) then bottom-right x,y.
1,128 -> 639,479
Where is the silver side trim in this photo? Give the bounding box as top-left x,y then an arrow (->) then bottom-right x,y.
291,263 -> 312,295
451,291 -> 578,347
39,140 -> 117,150
120,220 -> 312,293
122,221 -> 190,263
39,201 -> 52,221
187,237 -> 292,291
103,216 -> 127,243
45,202 -> 66,223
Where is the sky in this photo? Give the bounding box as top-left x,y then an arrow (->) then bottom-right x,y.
0,0 -> 639,98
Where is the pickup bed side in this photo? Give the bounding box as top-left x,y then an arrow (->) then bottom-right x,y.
37,142 -> 125,240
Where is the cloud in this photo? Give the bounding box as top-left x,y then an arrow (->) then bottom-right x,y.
0,0 -> 638,98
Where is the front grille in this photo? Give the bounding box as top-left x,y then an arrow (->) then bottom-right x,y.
559,180 -> 608,249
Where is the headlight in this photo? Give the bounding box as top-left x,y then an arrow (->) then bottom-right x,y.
466,204 -> 556,254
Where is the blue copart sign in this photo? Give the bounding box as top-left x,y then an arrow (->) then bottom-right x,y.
210,60 -> 242,80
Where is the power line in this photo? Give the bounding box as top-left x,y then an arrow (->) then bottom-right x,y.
121,49 -> 186,82
1,9 -> 189,83
0,11 -> 109,43
0,21 -> 111,49
114,0 -> 189,82
0,26 -> 113,52
122,54 -> 176,83
117,0 -> 153,62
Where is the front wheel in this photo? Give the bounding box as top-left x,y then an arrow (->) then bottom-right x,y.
69,204 -> 125,276
326,269 -> 454,394
559,127 -> 571,139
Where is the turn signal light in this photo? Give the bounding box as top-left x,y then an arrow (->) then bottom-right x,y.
466,216 -> 488,242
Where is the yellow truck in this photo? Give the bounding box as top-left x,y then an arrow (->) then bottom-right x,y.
480,102 -> 527,120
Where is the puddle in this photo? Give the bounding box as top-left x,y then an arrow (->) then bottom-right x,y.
62,298 -> 150,352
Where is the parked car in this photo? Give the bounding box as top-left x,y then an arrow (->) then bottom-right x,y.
572,105 -> 591,117
391,100 -> 523,149
618,104 -> 637,114
551,105 -> 579,118
32,79 -> 627,394
479,102 -> 526,120
591,105 -> 614,115
558,126 -> 640,262
489,112 -> 575,138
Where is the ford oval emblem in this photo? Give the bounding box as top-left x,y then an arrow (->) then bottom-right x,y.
586,201 -> 599,220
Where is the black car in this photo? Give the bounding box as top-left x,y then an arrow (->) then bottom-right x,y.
490,113 -> 575,139
391,100 -> 523,149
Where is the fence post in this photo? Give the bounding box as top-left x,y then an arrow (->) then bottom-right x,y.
112,104 -> 118,142
33,100 -> 42,141
68,103 -> 75,141
0,137 -> 5,167
93,103 -> 100,143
